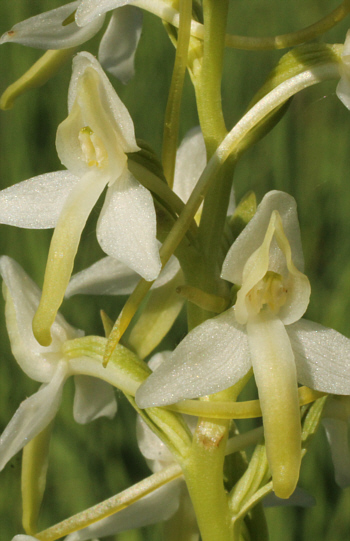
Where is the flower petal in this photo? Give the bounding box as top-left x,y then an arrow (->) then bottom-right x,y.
98,6 -> 143,84
64,480 -> 181,541
0,171 -> 80,228
233,210 -> 310,326
173,127 -> 207,204
0,2 -> 104,49
76,0 -> 179,28
287,318 -> 350,394
97,170 -> 161,281
336,30 -> 350,110
0,256 -> 81,382
136,416 -> 174,471
66,256 -> 140,297
136,308 -> 251,408
0,362 -> 68,472
222,191 -> 305,285
247,312 -> 301,499
73,375 -> 117,424
32,170 -> 108,347
323,418 -> 350,488
65,52 -> 139,153
66,254 -> 179,298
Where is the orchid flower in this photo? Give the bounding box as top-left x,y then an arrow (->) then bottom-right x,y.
336,29 -> 350,109
136,190 -> 350,498
64,125 -> 234,300
0,256 -> 146,472
0,1 -> 143,84
0,52 -> 161,347
65,126 -> 221,298
322,396 -> 350,488
64,127 -> 234,358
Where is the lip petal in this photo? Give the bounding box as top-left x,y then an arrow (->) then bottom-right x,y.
32,170 -> 108,347
247,312 -> 301,499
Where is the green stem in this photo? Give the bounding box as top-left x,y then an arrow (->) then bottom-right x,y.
162,0 -> 193,187
194,0 -> 228,151
183,417 -> 233,541
185,0 -> 231,327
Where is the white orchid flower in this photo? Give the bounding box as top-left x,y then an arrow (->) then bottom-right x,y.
64,127 -> 234,359
0,52 -> 161,347
65,126 -> 219,297
336,29 -> 350,109
0,1 -> 143,84
0,256 -> 148,472
322,396 -> 350,488
136,190 -> 350,498
63,352 -> 193,541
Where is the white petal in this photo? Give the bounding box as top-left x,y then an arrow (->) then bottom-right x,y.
98,6 -> 143,84
0,256 -> 81,382
136,416 -> 174,471
337,30 -> 350,109
66,256 -> 140,297
222,190 -> 305,284
66,254 -> 179,297
135,308 -> 251,408
76,1 -> 135,25
233,210 -> 310,326
287,318 -> 350,394
66,52 -> 139,153
73,376 -> 117,423
0,362 -> 68,472
173,127 -> 206,203
97,170 -> 161,281
0,2 -> 104,49
323,418 -> 350,488
336,75 -> 350,110
0,171 -> 80,228
76,0 -> 179,28
64,480 -> 181,541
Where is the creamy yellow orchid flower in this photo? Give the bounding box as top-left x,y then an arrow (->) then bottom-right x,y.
136,191 -> 350,498
0,52 -> 161,346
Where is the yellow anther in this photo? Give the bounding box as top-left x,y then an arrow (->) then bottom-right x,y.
78,126 -> 108,169
247,271 -> 288,315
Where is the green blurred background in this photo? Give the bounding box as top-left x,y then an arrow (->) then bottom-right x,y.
1,1 -> 350,539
